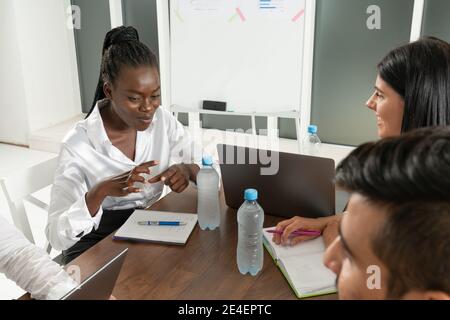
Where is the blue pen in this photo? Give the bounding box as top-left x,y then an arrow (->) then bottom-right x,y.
137,221 -> 187,226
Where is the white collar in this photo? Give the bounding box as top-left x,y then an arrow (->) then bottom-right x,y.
85,99 -> 160,154
85,99 -> 111,151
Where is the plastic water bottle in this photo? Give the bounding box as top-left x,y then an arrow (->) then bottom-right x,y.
302,125 -> 322,156
237,189 -> 264,276
197,156 -> 220,230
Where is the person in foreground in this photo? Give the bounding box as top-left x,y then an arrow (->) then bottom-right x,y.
0,214 -> 77,300
324,127 -> 450,300
274,36 -> 450,247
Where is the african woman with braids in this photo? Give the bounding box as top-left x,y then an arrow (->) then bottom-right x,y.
46,26 -> 201,264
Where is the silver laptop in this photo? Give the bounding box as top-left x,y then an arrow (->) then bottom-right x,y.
61,248 -> 128,300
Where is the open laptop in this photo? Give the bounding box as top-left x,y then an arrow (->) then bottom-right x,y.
217,144 -> 336,218
61,248 -> 128,300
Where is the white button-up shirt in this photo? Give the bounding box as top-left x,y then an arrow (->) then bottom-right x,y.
0,215 -> 77,300
46,101 -> 201,251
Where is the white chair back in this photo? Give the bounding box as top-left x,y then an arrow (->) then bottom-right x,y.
0,156 -> 58,253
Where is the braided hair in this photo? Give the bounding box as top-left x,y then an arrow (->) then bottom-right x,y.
86,26 -> 159,118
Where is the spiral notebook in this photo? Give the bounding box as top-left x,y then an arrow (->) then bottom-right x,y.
263,228 -> 337,299
113,210 -> 198,245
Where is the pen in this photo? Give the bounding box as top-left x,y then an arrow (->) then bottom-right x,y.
138,221 -> 187,226
267,229 -> 322,237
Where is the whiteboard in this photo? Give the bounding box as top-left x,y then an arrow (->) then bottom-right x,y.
170,0 -> 307,113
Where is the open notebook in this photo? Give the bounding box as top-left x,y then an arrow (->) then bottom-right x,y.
263,228 -> 337,299
113,210 -> 198,245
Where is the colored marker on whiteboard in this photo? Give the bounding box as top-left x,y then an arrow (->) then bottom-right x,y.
236,7 -> 246,22
292,9 -> 305,22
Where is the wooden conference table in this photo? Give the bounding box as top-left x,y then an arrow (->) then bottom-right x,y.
56,186 -> 338,300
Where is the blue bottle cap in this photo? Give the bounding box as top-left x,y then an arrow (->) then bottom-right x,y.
308,125 -> 318,134
244,189 -> 258,201
202,156 -> 213,166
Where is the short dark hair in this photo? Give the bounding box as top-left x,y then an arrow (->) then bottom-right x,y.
378,37 -> 450,132
335,127 -> 450,298
86,26 -> 159,118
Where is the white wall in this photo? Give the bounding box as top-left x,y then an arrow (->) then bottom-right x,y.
0,0 -> 82,145
0,0 -> 30,145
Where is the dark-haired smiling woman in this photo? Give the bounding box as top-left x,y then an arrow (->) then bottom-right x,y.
273,36 -> 450,247
46,26 -> 201,264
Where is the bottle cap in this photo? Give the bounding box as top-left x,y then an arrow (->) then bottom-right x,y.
308,125 -> 318,134
202,156 -> 213,166
244,189 -> 258,201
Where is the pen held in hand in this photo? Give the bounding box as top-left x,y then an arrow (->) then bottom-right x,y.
267,229 -> 321,237
138,221 -> 187,226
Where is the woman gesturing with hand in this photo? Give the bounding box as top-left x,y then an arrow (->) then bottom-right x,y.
86,161 -> 159,215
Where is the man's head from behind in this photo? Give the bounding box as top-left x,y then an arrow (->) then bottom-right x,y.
324,127 -> 450,300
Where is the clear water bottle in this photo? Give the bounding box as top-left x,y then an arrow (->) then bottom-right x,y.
197,156 -> 220,230
302,125 -> 322,156
237,189 -> 264,276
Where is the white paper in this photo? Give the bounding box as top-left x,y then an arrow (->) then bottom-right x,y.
282,253 -> 336,292
114,210 -> 198,245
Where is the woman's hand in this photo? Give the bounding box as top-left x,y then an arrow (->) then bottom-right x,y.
273,215 -> 341,247
148,164 -> 199,193
86,160 -> 159,215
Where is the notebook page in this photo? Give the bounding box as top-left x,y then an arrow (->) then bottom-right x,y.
281,252 -> 336,294
262,228 -> 326,259
114,210 -> 198,244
